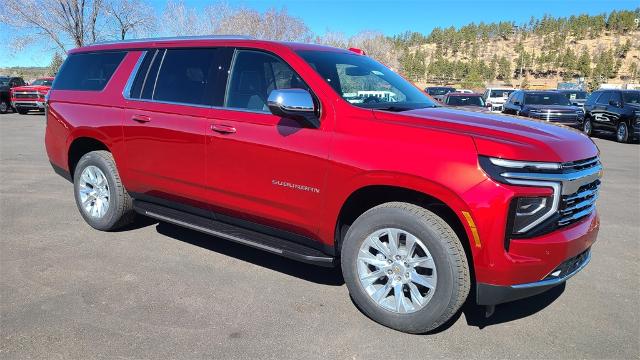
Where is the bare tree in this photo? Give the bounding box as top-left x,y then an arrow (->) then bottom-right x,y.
104,0 -> 156,40
161,0 -> 205,36
349,31 -> 400,70
0,0 -> 105,52
315,31 -> 348,48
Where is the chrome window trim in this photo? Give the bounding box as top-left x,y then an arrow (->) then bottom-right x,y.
504,179 -> 561,233
151,50 -> 166,100
120,47 -> 318,118
122,51 -> 147,99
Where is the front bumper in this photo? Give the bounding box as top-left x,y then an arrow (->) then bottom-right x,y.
12,100 -> 45,109
477,248 -> 591,305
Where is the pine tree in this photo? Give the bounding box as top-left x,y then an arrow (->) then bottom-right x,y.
576,49 -> 591,78
49,52 -> 64,76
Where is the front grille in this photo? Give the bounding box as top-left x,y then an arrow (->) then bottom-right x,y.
558,178 -> 599,227
14,92 -> 39,99
562,156 -> 599,171
530,111 -> 578,122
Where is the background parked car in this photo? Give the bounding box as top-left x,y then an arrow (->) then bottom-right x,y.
557,89 -> 589,107
582,89 -> 640,143
0,76 -> 26,114
442,92 -> 486,108
456,89 -> 474,94
10,77 -> 53,114
424,86 -> 456,102
502,90 -> 584,127
482,87 -> 516,112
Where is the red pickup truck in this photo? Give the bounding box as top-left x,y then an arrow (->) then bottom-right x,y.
45,36 -> 601,333
10,77 -> 53,114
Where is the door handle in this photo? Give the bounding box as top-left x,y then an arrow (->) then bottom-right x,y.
211,124 -> 236,134
131,114 -> 151,123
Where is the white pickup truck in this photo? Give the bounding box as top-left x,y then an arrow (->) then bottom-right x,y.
483,88 -> 516,112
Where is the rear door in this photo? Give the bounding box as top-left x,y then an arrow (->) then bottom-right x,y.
122,48 -> 231,215
604,91 -> 623,128
204,49 -> 332,239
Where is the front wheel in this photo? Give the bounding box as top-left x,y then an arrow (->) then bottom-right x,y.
616,122 -> 630,143
16,107 -> 28,115
0,101 -> 8,114
73,150 -> 135,231
341,202 -> 470,334
583,118 -> 593,136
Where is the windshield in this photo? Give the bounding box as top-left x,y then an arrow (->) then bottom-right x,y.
446,95 -> 484,107
31,78 -> 53,86
562,91 -> 587,100
489,89 -> 514,98
0,80 -> 8,86
296,50 -> 437,111
524,92 -> 571,106
427,88 -> 455,96
622,91 -> 640,104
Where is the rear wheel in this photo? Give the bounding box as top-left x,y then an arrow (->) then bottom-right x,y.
341,202 -> 470,334
616,122 -> 630,143
73,150 -> 135,231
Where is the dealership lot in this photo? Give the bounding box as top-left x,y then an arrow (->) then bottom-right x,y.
1,113 -> 638,359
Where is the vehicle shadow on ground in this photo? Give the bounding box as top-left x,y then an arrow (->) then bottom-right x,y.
155,221 -> 345,286
427,283 -> 566,334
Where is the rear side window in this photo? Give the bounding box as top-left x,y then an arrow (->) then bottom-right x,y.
127,48 -> 232,106
53,52 -> 126,91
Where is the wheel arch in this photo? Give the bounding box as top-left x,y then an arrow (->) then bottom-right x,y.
332,183 -> 477,280
67,136 -> 111,180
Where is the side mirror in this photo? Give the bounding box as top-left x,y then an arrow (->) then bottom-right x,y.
267,89 -> 320,128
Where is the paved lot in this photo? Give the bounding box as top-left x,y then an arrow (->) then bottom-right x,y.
1,112 -> 638,359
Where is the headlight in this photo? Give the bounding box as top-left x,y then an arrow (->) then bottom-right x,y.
479,156 -> 561,236
509,196 -> 555,234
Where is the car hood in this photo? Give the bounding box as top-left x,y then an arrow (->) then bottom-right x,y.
11,85 -> 50,92
525,104 -> 579,112
487,97 -> 508,104
373,107 -> 598,163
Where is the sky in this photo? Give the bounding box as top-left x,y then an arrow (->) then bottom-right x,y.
0,0 -> 637,67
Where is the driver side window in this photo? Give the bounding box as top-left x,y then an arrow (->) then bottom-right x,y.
225,50 -> 309,112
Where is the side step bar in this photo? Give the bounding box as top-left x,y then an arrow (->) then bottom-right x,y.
133,200 -> 335,267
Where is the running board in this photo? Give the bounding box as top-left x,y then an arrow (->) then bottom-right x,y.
133,200 -> 335,267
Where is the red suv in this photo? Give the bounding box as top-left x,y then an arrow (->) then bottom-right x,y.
11,77 -> 54,114
45,36 -> 601,333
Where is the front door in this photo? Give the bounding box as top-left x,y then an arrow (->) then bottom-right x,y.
205,49 -> 332,239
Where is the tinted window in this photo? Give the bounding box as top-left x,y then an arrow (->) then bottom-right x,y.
524,92 -> 571,106
608,91 -> 622,105
129,50 -> 158,99
585,91 -> 600,105
53,52 -> 126,91
31,79 -> 53,86
153,48 -> 231,106
622,91 -> 640,104
298,50 -> 436,111
225,50 -> 309,111
596,92 -> 611,105
489,89 -> 513,98
446,95 -> 484,106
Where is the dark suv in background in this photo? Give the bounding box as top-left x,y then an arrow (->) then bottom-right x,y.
582,89 -> 640,143
424,86 -> 456,102
557,89 -> 588,107
502,90 -> 584,127
0,76 -> 26,114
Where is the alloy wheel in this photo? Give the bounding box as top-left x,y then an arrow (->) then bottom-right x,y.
357,228 -> 437,314
617,123 -> 628,142
78,165 -> 110,218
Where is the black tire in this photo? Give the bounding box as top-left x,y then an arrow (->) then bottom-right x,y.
16,107 -> 28,115
0,101 -> 8,114
341,202 -> 470,334
582,118 -> 593,136
616,122 -> 630,143
73,150 -> 135,231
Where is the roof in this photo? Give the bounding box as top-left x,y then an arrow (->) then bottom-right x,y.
69,35 -> 348,54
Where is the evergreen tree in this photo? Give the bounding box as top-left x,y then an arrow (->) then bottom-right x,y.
49,52 -> 64,76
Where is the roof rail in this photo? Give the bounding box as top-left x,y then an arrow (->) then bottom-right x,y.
92,35 -> 255,46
